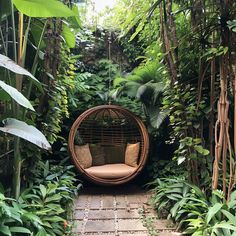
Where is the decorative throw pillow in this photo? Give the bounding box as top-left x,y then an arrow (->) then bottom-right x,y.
74,144 -> 92,169
125,142 -> 140,167
74,130 -> 84,145
104,145 -> 126,164
90,144 -> 105,166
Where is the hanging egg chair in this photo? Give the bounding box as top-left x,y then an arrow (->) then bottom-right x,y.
68,105 -> 149,185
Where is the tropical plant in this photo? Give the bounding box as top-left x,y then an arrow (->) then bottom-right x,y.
113,61 -> 168,131
0,159 -> 79,236
0,191 -> 32,236
0,54 -> 51,198
150,178 -> 236,235
0,0 -> 77,199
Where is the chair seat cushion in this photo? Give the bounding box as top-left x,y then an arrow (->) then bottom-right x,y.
85,164 -> 137,179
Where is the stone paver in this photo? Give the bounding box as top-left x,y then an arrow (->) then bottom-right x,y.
85,220 -> 115,233
88,210 -> 115,219
90,196 -> 101,209
116,209 -> 140,219
73,210 -> 85,220
72,185 -> 182,235
118,219 -> 147,231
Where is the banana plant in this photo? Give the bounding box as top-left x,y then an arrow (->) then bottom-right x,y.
0,0 -> 77,199
0,54 -> 51,198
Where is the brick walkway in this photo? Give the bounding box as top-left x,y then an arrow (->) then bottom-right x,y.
72,185 -> 182,236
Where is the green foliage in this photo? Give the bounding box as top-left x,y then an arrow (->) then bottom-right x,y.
0,161 -> 79,236
0,193 -> 31,236
0,80 -> 34,111
12,0 -> 76,18
114,61 -> 168,131
162,82 -> 211,185
147,159 -> 186,180
70,59 -> 121,111
0,118 -> 51,151
39,46 -> 77,144
150,178 -> 236,235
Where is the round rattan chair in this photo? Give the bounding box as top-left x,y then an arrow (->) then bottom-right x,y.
68,105 -> 149,185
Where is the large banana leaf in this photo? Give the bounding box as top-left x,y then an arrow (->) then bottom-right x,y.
68,4 -> 82,30
0,81 -> 34,111
0,54 -> 42,91
0,118 -> 51,151
62,23 -> 76,48
13,0 -> 76,18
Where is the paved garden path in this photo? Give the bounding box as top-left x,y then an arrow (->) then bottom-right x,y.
72,185 -> 182,236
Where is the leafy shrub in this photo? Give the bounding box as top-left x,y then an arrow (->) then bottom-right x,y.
0,161 -> 80,236
151,178 -> 236,235
0,192 -> 31,235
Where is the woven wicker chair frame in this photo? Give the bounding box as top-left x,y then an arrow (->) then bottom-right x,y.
68,105 -> 149,185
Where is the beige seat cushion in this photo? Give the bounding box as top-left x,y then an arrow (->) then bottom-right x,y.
85,164 -> 136,179
74,144 -> 92,169
125,142 -> 140,167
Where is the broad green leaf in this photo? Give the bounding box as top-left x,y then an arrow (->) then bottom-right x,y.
0,81 -> 34,111
10,227 -> 31,234
229,190 -> 236,201
221,210 -> 236,226
227,20 -> 236,32
43,216 -> 64,222
12,0 -> 76,18
214,222 -> 236,231
44,194 -> 62,203
177,156 -> 186,165
62,23 -> 76,48
0,225 -> 11,236
35,228 -> 47,236
194,145 -> 210,156
39,184 -> 47,199
0,54 -> 42,91
68,4 -> 81,29
129,21 -> 145,42
113,77 -> 128,87
206,203 -> 223,224
22,212 -> 43,224
0,118 -> 51,150
30,21 -> 46,49
0,89 -> 10,101
228,200 -> 236,209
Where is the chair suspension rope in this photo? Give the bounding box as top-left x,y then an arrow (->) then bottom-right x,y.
108,31 -> 112,105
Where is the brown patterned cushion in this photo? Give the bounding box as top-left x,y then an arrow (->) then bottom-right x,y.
74,144 -> 92,168
90,144 -> 105,166
125,142 -> 140,167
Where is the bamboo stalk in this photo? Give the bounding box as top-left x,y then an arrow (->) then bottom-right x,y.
10,0 -> 17,62
16,12 -> 24,92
